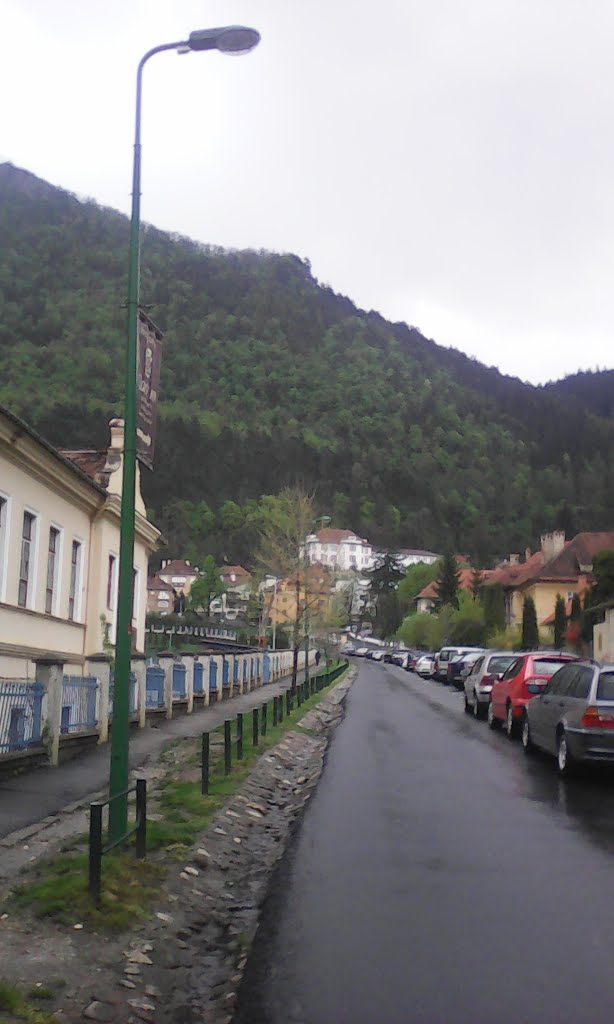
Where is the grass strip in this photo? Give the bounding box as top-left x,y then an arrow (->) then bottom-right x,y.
6,663 -> 347,933
0,979 -> 57,1023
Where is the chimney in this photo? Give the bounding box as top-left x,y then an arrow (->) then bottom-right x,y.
109,417 -> 124,452
540,531 -> 566,562
509,554 -> 519,565
186,560 -> 190,567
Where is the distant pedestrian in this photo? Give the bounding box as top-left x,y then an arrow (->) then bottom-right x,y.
315,649 -> 321,666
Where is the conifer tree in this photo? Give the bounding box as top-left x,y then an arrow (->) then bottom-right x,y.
521,595 -> 539,650
553,593 -> 567,649
435,553 -> 461,610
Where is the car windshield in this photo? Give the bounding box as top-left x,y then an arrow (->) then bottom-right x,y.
532,659 -> 570,677
439,651 -> 452,662
597,672 -> 614,701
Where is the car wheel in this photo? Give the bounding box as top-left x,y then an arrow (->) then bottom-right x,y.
557,731 -> 576,777
487,701 -> 500,730
464,692 -> 471,714
505,704 -> 517,739
473,693 -> 482,720
521,713 -> 534,755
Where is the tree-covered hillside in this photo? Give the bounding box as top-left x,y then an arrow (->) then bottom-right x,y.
1,162 -> 613,565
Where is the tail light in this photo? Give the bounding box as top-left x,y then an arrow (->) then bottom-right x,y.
481,674 -> 493,685
524,676 -> 548,696
580,706 -> 614,729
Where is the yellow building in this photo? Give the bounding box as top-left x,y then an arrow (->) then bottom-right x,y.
264,565 -> 331,630
0,408 -> 160,677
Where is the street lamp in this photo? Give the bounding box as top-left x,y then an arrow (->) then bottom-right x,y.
304,515 -> 331,693
109,24 -> 260,842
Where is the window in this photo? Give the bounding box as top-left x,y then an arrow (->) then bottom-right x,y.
0,495 -> 8,601
107,554 -> 117,611
596,672 -> 614,702
18,511 -> 37,608
68,540 -> 82,621
45,526 -> 61,614
571,666 -> 593,700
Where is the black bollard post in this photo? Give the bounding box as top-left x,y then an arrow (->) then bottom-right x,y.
286,689 -> 291,716
201,732 -> 210,795
237,712 -> 243,760
279,691 -> 284,722
273,695 -> 278,727
224,720 -> 231,775
252,707 -> 259,747
261,702 -> 268,736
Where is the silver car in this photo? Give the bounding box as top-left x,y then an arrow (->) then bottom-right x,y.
464,651 -> 519,719
522,661 -> 614,775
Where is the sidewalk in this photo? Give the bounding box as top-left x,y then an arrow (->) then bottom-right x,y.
0,673 -> 300,842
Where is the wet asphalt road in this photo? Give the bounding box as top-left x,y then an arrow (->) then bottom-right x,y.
237,659 -> 614,1024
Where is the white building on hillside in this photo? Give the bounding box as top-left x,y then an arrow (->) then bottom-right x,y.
304,528 -> 374,572
392,548 -> 440,569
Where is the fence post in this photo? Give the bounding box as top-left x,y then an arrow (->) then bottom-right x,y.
286,689 -> 291,716
135,778 -> 147,859
88,801 -> 103,904
273,695 -> 278,727
279,690 -> 284,723
34,658 -> 65,766
87,655 -> 112,744
237,712 -> 244,760
131,655 -> 147,729
158,652 -> 174,720
183,654 -> 194,715
261,702 -> 267,736
201,732 -> 209,795
224,720 -> 232,774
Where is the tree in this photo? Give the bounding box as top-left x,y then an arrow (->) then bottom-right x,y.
397,612 -> 444,651
255,486 -> 316,691
367,553 -> 405,638
470,567 -> 484,601
397,561 -> 439,615
188,555 -> 226,617
521,595 -> 539,650
553,593 -> 567,649
435,553 -> 461,610
570,592 -> 582,623
482,583 -> 506,632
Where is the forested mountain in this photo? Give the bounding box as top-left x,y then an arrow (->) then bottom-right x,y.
1,161 -> 613,566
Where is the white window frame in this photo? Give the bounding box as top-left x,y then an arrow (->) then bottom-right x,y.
68,538 -> 84,622
45,523 -> 63,616
18,507 -> 39,611
0,491 -> 11,604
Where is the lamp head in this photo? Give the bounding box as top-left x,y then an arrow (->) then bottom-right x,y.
188,26 -> 261,55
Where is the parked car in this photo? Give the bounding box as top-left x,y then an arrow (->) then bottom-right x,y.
390,650 -> 408,666
447,651 -> 483,689
434,646 -> 483,683
488,651 -> 577,737
404,651 -> 422,672
355,647 -> 369,657
371,649 -> 385,662
522,661 -> 614,775
463,651 -> 519,719
415,654 -> 435,678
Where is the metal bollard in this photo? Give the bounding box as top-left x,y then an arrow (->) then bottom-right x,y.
224,720 -> 232,775
279,691 -> 284,722
201,732 -> 209,795
253,707 -> 259,747
273,695 -> 278,726
237,712 -> 243,760
286,689 -> 291,716
88,801 -> 103,904
261,702 -> 268,736
135,778 -> 147,859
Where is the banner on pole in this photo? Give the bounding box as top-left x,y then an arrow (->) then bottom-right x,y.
136,311 -> 162,470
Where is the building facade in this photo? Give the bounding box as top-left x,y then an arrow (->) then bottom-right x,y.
304,528 -> 374,572
0,409 -> 160,677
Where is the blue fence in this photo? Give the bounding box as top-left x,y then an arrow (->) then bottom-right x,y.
209,661 -> 218,691
146,666 -> 165,708
61,675 -> 98,734
0,679 -> 44,754
193,661 -> 204,695
222,659 -> 230,688
172,662 -> 187,700
263,653 -> 270,683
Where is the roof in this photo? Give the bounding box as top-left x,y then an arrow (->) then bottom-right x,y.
0,403 -> 107,496
159,560 -> 199,577
314,528 -> 367,545
397,548 -> 440,558
534,532 -> 614,582
417,568 -> 491,601
222,565 -> 252,578
147,575 -> 174,592
487,550 -> 546,589
59,448 -> 112,488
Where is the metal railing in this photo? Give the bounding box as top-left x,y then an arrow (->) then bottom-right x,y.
61,675 -> 97,734
89,779 -> 147,904
0,679 -> 44,754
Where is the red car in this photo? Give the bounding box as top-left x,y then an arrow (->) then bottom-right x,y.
488,651 -> 577,737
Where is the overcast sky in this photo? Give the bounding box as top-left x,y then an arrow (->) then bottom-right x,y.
2,0 -> 613,384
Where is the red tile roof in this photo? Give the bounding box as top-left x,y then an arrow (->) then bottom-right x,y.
315,528 -> 367,544
159,559 -> 199,576
147,575 -> 174,592
222,565 -> 251,578
417,568 -> 494,601
59,449 -> 111,487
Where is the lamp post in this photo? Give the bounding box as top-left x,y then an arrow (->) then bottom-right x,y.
303,515 -> 331,692
109,24 -> 260,842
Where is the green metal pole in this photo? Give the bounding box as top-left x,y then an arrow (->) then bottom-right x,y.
109,41 -> 181,842
303,544 -> 310,693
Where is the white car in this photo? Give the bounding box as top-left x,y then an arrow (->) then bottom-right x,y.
371,650 -> 385,662
415,654 -> 435,678
355,647 -> 369,657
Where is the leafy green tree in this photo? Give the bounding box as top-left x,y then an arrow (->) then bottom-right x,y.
553,593 -> 567,648
470,567 -> 484,601
435,553 -> 461,610
397,612 -> 444,651
367,553 -> 405,638
521,595 -> 539,650
188,555 -> 227,617
397,561 -> 439,614
589,550 -> 614,604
